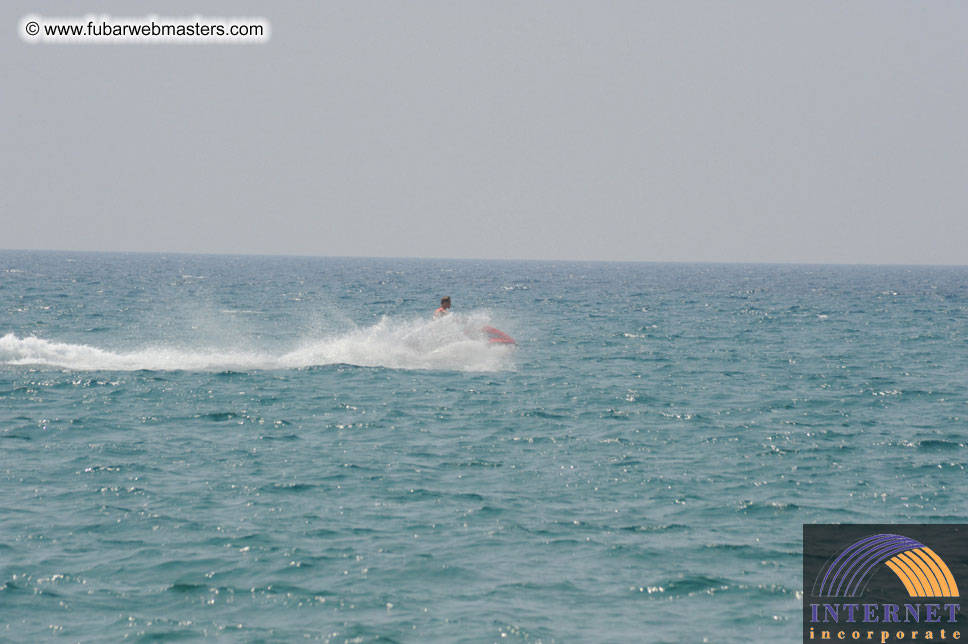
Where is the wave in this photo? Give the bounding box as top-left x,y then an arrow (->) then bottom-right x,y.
0,313 -> 516,373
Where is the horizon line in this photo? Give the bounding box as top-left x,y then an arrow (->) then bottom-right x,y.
1,246 -> 966,269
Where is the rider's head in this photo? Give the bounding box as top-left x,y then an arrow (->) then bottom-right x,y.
440,296 -> 451,309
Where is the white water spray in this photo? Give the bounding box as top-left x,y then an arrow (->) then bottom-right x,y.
0,313 -> 515,373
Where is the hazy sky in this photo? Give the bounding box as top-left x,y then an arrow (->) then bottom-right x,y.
4,1 -> 967,263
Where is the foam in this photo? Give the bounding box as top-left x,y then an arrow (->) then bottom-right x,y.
0,313 -> 515,373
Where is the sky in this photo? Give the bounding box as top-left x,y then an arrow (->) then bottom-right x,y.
3,1 -> 967,264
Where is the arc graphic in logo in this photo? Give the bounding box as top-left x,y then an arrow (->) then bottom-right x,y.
814,533 -> 960,598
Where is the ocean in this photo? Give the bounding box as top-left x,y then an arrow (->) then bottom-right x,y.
1,251 -> 966,643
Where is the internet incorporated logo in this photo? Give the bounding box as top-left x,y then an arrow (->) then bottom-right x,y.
803,525 -> 965,643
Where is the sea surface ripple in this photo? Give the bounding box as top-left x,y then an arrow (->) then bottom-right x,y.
1,252 -> 966,642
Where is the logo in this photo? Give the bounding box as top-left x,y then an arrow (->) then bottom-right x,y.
804,525 -> 966,643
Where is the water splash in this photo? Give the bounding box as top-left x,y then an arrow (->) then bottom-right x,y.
0,313 -> 515,373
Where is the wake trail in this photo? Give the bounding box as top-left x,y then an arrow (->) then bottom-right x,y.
0,312 -> 515,373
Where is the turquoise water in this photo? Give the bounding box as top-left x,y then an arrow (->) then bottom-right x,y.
2,251 -> 966,643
